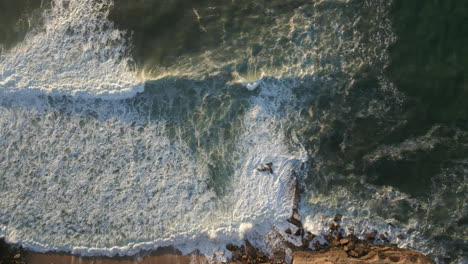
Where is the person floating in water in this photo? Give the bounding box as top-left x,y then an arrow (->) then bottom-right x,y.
257,162 -> 273,174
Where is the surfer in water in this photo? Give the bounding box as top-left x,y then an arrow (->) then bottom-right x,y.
257,162 -> 273,174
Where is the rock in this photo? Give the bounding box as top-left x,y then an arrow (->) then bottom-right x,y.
333,232 -> 342,241
226,244 -> 239,251
245,240 -> 257,259
305,232 -> 315,241
272,249 -> 286,261
388,222 -> 397,228
348,250 -> 360,258
294,228 -> 304,236
13,254 -> 21,259
302,232 -> 315,248
334,214 -> 343,222
380,234 -> 390,242
232,250 -> 241,260
397,234 -> 405,239
329,223 -> 338,231
288,216 -> 303,228
242,255 -> 248,260
365,232 -> 377,241
354,244 -> 370,257
339,238 -> 350,245
285,228 -> 292,234
292,246 -> 435,264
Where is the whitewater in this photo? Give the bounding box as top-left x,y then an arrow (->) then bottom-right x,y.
0,0 -> 307,258
0,0 -> 466,263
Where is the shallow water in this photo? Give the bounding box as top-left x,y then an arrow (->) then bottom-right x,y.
0,0 -> 466,263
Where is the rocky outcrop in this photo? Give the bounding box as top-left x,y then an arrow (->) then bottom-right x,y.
0,238 -> 26,264
292,246 -> 434,264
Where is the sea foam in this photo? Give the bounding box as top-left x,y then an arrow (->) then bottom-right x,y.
0,0 -> 143,99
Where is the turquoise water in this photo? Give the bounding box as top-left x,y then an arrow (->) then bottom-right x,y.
0,0 -> 466,263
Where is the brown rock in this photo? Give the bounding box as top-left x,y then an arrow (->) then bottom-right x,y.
333,232 -> 342,241
329,223 -> 338,231
293,246 -> 435,264
242,255 -> 248,260
285,228 -> 292,234
334,214 -> 343,222
348,250 -> 360,258
354,244 -> 370,257
339,238 -> 350,245
365,232 -> 377,241
13,254 -> 21,259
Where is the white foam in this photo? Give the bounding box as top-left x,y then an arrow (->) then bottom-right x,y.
0,0 -> 143,99
0,77 -> 307,257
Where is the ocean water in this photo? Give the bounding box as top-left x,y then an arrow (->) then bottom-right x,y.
0,0 -> 466,263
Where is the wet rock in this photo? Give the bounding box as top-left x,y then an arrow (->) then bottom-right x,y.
272,249 -> 286,260
232,250 -> 241,260
226,244 -> 239,251
305,232 -> 315,241
288,216 -> 303,228
333,214 -> 343,222
365,231 -> 377,241
380,234 -> 390,243
302,232 -> 315,247
333,232 -> 342,241
285,228 -> 292,234
397,234 -> 405,239
329,223 -> 338,231
294,228 -> 304,236
245,240 -> 257,259
388,222 -> 397,228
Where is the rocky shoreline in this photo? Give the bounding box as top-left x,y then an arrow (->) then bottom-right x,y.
223,212 -> 435,264
0,179 -> 437,264
0,213 -> 436,264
